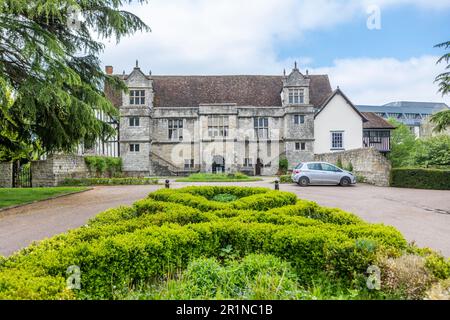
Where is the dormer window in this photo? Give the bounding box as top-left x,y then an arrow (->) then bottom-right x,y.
130,90 -> 145,105
288,89 -> 304,104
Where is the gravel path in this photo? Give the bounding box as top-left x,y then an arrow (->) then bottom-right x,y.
0,180 -> 449,256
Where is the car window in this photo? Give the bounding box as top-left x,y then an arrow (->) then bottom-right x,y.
295,163 -> 303,169
321,164 -> 340,172
307,163 -> 322,171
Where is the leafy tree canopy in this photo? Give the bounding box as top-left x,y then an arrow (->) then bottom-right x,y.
413,135 -> 450,168
0,0 -> 150,161
388,118 -> 450,168
387,118 -> 418,168
431,41 -> 450,133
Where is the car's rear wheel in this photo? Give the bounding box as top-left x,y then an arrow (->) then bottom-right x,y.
297,177 -> 310,187
340,177 -> 351,187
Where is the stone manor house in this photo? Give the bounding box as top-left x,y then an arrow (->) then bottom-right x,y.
100,62 -> 394,177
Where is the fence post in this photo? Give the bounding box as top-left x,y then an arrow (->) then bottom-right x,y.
165,179 -> 170,189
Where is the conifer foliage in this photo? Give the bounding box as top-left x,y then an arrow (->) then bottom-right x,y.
0,0 -> 150,160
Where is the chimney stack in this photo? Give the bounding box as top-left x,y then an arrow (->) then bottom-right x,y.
105,66 -> 113,75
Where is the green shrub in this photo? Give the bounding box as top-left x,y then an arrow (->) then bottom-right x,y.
212,193 -> 238,203
336,157 -> 343,169
278,175 -> 292,184
60,177 -> 159,186
391,168 -> 450,190
84,156 -> 122,177
278,157 -> 288,174
118,254 -> 306,300
355,174 -> 367,183
423,252 -> 450,280
0,186 -> 442,300
268,202 -> 365,225
346,162 -> 354,172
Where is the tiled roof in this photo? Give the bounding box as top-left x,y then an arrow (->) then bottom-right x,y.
315,88 -> 367,121
362,112 -> 396,129
106,74 -> 332,108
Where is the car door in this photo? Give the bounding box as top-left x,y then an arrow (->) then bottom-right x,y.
306,163 -> 325,184
320,163 -> 342,184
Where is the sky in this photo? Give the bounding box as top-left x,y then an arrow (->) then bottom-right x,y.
99,0 -> 450,105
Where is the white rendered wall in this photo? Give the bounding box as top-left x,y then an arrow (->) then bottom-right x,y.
314,94 -> 363,154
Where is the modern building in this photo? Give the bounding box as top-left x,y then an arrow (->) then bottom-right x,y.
356,101 -> 449,137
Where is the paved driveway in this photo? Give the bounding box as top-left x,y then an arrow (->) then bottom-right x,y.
0,180 -> 449,257
0,185 -> 161,256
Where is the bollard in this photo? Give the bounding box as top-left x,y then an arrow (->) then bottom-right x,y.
165,179 -> 170,189
274,180 -> 280,191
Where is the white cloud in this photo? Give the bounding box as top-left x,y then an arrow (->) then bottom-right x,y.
99,0 -> 450,105
313,55 -> 450,105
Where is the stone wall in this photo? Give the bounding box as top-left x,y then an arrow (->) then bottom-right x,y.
0,162 -> 13,188
32,154 -> 89,187
314,148 -> 391,187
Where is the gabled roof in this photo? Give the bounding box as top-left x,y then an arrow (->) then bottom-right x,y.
362,112 -> 396,129
106,73 -> 332,108
314,88 -> 368,122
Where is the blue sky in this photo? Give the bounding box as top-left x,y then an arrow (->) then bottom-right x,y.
100,0 -> 450,105
278,6 -> 450,67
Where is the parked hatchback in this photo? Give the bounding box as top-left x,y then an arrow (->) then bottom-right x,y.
291,162 -> 356,187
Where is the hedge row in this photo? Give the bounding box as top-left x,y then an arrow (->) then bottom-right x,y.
391,168 -> 450,190
60,177 -> 160,186
148,187 -> 298,211
84,156 -> 122,177
0,186 -> 416,300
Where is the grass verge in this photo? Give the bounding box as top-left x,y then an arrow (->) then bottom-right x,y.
0,187 -> 89,209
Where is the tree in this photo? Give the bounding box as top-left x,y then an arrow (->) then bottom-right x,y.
0,0 -> 150,161
412,135 -> 450,168
431,41 -> 450,133
387,118 -> 418,168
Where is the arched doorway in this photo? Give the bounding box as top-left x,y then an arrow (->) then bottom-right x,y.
255,158 -> 263,176
212,155 -> 225,174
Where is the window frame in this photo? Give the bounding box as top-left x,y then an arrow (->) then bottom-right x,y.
288,89 -> 305,104
294,114 -> 305,125
129,90 -> 146,105
129,144 -> 140,153
307,163 -> 322,171
295,142 -> 306,151
321,163 -> 342,172
331,131 -> 344,150
184,159 -> 195,170
129,117 -> 140,127
208,115 -> 229,138
243,158 -> 253,167
254,117 -> 269,139
168,119 -> 184,141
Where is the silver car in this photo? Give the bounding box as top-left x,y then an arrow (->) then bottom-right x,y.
291,162 -> 357,187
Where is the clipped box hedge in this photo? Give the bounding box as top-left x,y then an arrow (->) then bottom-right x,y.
0,186 -> 431,300
391,168 -> 450,190
60,177 -> 159,186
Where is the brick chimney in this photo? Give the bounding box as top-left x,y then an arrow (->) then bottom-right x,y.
105,65 -> 113,75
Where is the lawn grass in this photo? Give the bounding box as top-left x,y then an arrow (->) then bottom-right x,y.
176,173 -> 263,182
0,187 -> 89,209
